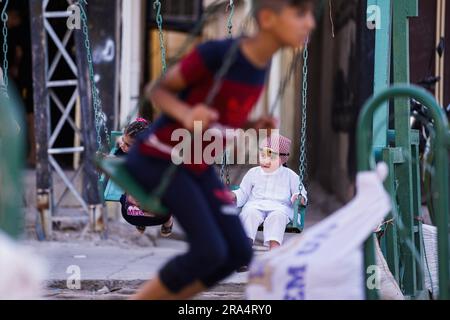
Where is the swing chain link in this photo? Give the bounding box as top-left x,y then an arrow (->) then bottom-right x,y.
225,158 -> 230,186
1,0 -> 9,89
79,0 -> 110,152
221,151 -> 231,186
226,0 -> 235,38
221,0 -> 235,185
153,0 -> 167,73
298,39 -> 309,192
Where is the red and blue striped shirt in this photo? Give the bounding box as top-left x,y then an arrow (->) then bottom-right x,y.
138,38 -> 269,173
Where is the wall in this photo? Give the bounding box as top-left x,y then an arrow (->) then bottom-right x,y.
306,0 -> 366,201
120,0 -> 146,125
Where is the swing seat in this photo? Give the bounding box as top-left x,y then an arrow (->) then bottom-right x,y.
97,156 -> 169,215
230,186 -> 306,233
103,176 -> 124,202
288,199 -> 306,233
99,131 -> 125,202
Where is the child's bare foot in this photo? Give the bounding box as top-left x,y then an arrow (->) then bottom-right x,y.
160,216 -> 173,238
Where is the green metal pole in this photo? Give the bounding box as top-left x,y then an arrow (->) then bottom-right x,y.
0,85 -> 25,238
364,0 -> 394,301
391,0 -> 421,297
381,148 -> 401,283
357,84 -> 449,300
369,0 -> 392,148
367,0 -> 403,294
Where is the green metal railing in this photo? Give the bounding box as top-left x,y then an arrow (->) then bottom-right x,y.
357,84 -> 450,300
0,87 -> 25,239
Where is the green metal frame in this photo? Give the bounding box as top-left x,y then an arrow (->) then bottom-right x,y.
357,84 -> 450,300
391,0 -> 425,299
369,0 -> 392,148
0,89 -> 25,238
367,0 -> 430,300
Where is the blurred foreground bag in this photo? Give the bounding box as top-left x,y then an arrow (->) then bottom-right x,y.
375,240 -> 404,300
0,232 -> 46,299
422,224 -> 438,299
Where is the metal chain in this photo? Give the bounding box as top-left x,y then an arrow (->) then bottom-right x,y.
298,39 -> 309,192
1,0 -> 9,89
153,0 -> 167,73
226,0 -> 235,38
225,157 -> 231,185
221,0 -> 235,184
221,151 -> 231,185
220,154 -> 225,183
79,0 -> 110,152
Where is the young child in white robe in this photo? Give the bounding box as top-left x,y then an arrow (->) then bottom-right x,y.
232,134 -> 307,252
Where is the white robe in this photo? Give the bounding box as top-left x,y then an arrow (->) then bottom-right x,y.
233,166 -> 307,244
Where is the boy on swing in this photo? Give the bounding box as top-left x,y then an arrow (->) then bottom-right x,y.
126,0 -> 316,300
233,134 -> 307,254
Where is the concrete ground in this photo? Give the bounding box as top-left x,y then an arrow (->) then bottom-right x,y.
26,239 -> 263,300
22,221 -> 312,300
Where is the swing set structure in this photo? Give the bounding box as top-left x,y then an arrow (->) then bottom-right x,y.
98,0 -> 309,233
19,0 -> 309,238
1,0 -> 450,300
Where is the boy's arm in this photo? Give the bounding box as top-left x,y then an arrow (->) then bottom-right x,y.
146,64 -> 218,132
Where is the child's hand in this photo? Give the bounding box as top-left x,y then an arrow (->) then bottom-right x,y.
229,191 -> 237,203
183,104 -> 219,131
291,194 -> 298,204
301,197 -> 306,206
291,194 -> 306,206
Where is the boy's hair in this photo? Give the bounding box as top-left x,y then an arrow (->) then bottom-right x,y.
125,118 -> 149,138
252,0 -> 314,17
